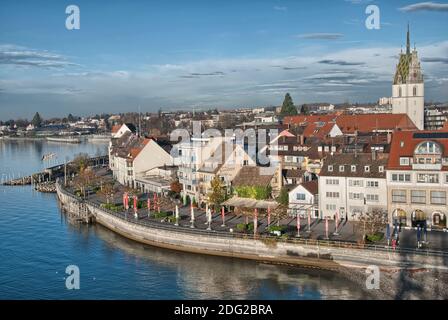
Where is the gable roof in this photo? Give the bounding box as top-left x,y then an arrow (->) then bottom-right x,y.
232,166 -> 274,187
301,180 -> 318,195
284,113 -> 417,134
388,130 -> 448,170
320,153 -> 388,178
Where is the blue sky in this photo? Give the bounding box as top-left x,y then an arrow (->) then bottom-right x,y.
1,0 -> 448,119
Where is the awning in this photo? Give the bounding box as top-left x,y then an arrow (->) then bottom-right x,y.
222,196 -> 278,210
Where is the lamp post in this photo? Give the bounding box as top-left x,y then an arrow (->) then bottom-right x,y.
175,205 -> 179,226
190,204 -> 195,228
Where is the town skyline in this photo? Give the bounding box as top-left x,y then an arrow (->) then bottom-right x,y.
1,1 -> 448,119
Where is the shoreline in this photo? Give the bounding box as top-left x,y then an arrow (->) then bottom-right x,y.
56,182 -> 448,299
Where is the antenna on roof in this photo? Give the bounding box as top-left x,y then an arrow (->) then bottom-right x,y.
138,105 -> 141,137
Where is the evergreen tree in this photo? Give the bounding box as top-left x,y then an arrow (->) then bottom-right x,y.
280,93 -> 298,116
300,104 -> 310,115
31,112 -> 43,128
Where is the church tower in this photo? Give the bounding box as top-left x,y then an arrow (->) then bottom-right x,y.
392,24 -> 424,130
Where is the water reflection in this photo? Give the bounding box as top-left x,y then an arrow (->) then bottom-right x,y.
79,219 -> 371,300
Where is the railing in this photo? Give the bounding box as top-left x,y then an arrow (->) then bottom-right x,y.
56,181 -> 448,259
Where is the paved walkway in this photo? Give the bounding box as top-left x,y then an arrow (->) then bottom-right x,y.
76,170 -> 448,253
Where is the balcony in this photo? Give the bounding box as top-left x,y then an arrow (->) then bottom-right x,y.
412,163 -> 442,170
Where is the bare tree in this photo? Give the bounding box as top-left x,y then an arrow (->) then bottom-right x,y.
357,208 -> 388,243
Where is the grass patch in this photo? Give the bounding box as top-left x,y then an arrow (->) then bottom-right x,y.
366,232 -> 384,243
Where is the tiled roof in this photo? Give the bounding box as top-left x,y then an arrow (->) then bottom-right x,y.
285,113 -> 417,134
111,125 -> 121,133
336,114 -> 417,133
232,166 -> 274,187
320,153 -> 388,178
301,180 -> 318,195
388,130 -> 448,170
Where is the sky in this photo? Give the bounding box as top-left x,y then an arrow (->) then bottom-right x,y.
0,0 -> 448,120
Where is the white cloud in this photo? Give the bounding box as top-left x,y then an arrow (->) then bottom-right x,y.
399,2 -> 448,12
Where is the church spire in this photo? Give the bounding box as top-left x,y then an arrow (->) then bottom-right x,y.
406,23 -> 411,55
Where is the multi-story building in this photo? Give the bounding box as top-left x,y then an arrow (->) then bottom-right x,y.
391,25 -> 425,130
319,153 -> 389,221
387,130 -> 448,230
175,136 -> 225,205
109,132 -> 173,188
196,141 -> 256,206
424,106 -> 448,130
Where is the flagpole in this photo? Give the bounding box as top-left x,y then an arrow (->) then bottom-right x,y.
221,206 -> 225,227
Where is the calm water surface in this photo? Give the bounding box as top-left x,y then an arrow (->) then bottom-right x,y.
0,140 -> 370,299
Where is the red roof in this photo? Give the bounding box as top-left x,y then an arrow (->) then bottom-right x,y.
129,138 -> 151,159
111,124 -> 122,133
285,113 -> 417,134
336,114 -> 417,133
301,180 -> 318,195
388,130 -> 448,170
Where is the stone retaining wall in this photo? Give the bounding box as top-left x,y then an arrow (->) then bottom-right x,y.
57,183 -> 448,271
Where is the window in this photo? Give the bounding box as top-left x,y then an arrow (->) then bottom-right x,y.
364,166 -> 370,172
391,173 -> 411,182
446,175 -> 448,184
349,193 -> 362,200
399,87 -> 402,97
392,190 -> 407,203
339,165 -> 345,172
349,180 -> 363,187
411,190 -> 426,204
367,181 -> 379,188
431,191 -> 446,205
326,192 -> 340,198
366,194 -> 379,202
326,204 -> 336,211
296,193 -> 306,201
127,170 -> 133,176
413,86 -> 417,97
417,173 -> 439,184
326,179 -> 339,185
415,141 -> 442,155
379,166 -> 384,173
351,165 -> 356,172
328,165 -> 333,172
400,157 -> 410,166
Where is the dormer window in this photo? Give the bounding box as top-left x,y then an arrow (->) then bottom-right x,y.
328,165 -> 333,172
379,166 -> 384,173
400,157 -> 410,166
364,166 -> 370,172
339,165 -> 345,172
351,165 -> 356,172
415,141 -> 442,155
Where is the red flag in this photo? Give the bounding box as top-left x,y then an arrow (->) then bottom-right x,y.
267,207 -> 271,226
134,196 -> 137,213
325,217 -> 329,239
147,197 -> 150,211
297,214 -> 300,232
221,206 -> 225,226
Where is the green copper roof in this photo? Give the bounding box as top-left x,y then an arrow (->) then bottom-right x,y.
394,53 -> 411,84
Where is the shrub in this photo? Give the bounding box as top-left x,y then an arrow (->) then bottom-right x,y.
153,211 -> 169,219
366,232 -> 384,243
268,225 -> 286,233
236,223 -> 247,231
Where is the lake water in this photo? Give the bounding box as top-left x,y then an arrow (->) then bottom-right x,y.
0,140 -> 370,299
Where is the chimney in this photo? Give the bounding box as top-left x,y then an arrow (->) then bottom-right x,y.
372,149 -> 376,161
300,134 -> 304,145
